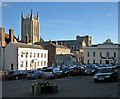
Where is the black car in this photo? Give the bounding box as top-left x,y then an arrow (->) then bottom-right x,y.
5,70 -> 28,80
60,66 -> 70,76
94,67 -> 118,82
84,65 -> 98,76
69,66 -> 84,76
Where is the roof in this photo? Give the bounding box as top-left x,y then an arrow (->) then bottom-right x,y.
104,39 -> 113,44
5,34 -> 18,45
38,42 -> 70,49
91,45 -> 98,47
12,42 -> 44,49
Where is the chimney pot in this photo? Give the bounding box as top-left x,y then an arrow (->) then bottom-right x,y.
9,28 -> 14,42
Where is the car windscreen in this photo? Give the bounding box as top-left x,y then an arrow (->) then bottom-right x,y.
44,69 -> 53,72
98,68 -> 112,73
86,66 -> 95,69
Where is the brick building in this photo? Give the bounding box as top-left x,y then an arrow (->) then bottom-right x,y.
35,41 -> 71,66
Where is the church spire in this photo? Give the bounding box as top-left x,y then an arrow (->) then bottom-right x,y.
30,9 -> 33,18
37,11 -> 39,20
21,10 -> 24,19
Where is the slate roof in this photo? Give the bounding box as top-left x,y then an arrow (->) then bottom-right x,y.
12,42 -> 44,49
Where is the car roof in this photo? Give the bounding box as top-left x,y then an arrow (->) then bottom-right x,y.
98,67 -> 113,69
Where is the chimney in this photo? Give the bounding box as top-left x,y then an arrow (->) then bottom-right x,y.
55,41 -> 58,45
76,35 -> 80,40
25,34 -> 29,44
0,27 -> 5,46
9,28 -> 14,42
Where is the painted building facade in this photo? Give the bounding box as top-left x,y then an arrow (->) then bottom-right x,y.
83,39 -> 120,64
5,42 -> 48,71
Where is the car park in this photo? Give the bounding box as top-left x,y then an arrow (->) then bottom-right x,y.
94,67 -> 118,82
27,70 -> 43,80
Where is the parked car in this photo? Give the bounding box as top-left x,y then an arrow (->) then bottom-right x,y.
4,70 -> 16,80
43,67 -> 63,79
27,70 -> 43,80
60,66 -> 70,76
13,70 -> 28,79
4,70 -> 28,80
84,65 -> 98,76
69,66 -> 84,76
94,67 -> 118,82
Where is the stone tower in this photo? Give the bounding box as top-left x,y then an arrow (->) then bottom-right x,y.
21,9 -> 40,44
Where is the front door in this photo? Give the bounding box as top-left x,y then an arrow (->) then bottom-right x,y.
11,64 -> 13,70
105,60 -> 109,64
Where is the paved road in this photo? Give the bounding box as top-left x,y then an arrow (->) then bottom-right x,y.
2,76 -> 119,98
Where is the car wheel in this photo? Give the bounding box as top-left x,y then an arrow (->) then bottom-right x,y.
94,80 -> 98,83
111,77 -> 115,82
16,76 -> 19,80
54,75 -> 57,79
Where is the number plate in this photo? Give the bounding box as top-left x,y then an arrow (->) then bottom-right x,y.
98,77 -> 104,80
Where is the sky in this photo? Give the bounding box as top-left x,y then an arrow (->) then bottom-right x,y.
1,2 -> 118,44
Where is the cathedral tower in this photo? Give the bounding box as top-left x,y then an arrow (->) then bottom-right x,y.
21,9 -> 40,44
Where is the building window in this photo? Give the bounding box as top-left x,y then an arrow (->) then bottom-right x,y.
106,52 -> 109,57
26,61 -> 28,67
29,52 -> 31,57
74,47 -> 76,50
44,54 -> 46,58
26,52 -> 28,57
114,52 -> 116,57
87,60 -> 89,64
93,52 -> 95,57
100,52 -> 102,57
38,53 -> 39,58
34,53 -> 36,57
93,60 -> 95,64
87,52 -> 90,57
44,61 -> 46,66
21,52 -> 23,57
21,61 -> 23,67
30,63 -> 32,67
41,61 -> 43,66
41,53 -> 43,58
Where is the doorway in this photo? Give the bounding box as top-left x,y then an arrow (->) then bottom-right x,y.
105,60 -> 109,64
11,64 -> 13,70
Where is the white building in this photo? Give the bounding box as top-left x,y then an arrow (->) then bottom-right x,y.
5,42 -> 48,70
83,39 -> 120,64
